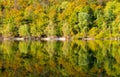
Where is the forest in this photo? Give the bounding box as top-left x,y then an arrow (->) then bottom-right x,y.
0,0 -> 120,39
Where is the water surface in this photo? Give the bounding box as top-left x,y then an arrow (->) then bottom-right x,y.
0,40 -> 120,77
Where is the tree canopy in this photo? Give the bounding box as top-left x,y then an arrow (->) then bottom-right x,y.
0,0 -> 119,39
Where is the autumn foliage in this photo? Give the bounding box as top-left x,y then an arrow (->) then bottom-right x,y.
0,0 -> 119,38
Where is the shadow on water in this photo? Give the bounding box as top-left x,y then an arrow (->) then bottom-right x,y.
0,40 -> 120,77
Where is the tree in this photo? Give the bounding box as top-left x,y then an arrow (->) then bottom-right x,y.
104,1 -> 116,37
77,6 -> 93,37
45,21 -> 56,37
2,23 -> 17,37
62,21 -> 71,37
18,24 -> 30,37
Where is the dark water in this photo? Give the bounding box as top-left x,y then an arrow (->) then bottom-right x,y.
0,40 -> 120,77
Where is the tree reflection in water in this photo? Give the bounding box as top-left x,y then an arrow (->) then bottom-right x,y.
0,40 -> 120,77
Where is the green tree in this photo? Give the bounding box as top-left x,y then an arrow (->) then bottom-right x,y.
45,21 -> 56,37
104,1 -> 116,37
19,24 -> 30,37
62,21 -> 71,37
2,23 -> 17,37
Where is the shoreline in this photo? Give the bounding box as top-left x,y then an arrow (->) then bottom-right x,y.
0,37 -> 120,41
1,37 -> 70,41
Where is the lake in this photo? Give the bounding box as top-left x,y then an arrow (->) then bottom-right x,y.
0,40 -> 120,77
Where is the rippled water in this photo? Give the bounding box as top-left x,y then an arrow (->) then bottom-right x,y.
0,40 -> 120,77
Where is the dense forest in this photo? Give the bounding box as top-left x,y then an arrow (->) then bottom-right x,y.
0,0 -> 120,39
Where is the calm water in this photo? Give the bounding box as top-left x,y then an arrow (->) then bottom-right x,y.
0,40 -> 120,77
